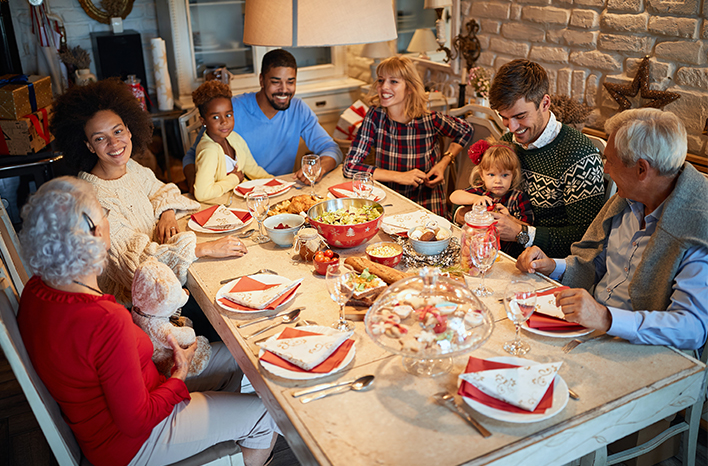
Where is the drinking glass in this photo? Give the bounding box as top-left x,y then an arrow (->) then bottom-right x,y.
352,172 -> 374,199
502,281 -> 537,355
301,154 -> 322,196
246,189 -> 270,244
470,239 -> 498,297
326,263 -> 355,332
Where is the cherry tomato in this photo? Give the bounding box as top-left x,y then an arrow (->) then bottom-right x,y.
323,250 -> 334,258
314,252 -> 325,262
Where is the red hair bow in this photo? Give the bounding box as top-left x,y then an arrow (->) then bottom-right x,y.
467,140 -> 490,165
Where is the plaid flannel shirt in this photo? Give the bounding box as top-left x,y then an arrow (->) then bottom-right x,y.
344,107 -> 472,216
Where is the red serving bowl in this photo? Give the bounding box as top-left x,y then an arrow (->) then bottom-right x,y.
366,242 -> 403,267
307,198 -> 384,249
313,252 -> 340,275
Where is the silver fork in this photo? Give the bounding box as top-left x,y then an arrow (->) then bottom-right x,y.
561,333 -> 610,353
432,392 -> 492,437
224,191 -> 234,207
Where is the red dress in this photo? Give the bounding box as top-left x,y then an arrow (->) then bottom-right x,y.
17,277 -> 191,466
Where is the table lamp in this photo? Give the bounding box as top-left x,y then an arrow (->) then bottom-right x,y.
244,0 -> 397,47
361,41 -> 393,81
407,28 -> 438,60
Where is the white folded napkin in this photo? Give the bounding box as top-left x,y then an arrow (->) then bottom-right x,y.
459,361 -> 562,411
222,279 -> 302,309
258,329 -> 354,370
203,205 -> 243,231
262,181 -> 294,195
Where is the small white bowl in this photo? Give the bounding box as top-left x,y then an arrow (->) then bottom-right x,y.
407,226 -> 452,255
264,214 -> 305,247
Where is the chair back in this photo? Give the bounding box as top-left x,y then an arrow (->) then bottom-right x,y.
0,199 -> 29,299
0,285 -> 83,466
178,108 -> 202,155
584,134 -> 617,203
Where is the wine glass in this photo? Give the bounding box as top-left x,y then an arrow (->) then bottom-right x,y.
326,263 -> 355,332
246,189 -> 270,244
352,172 -> 374,199
301,154 -> 322,196
502,281 -> 537,355
470,238 -> 498,297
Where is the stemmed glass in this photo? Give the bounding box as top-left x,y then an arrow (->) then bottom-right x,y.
470,238 -> 498,297
245,189 -> 270,244
502,281 -> 537,355
353,172 -> 374,199
326,263 -> 355,332
301,154 -> 322,197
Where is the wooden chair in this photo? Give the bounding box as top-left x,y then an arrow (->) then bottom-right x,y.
0,284 -> 241,466
178,107 -> 202,155
584,133 -> 617,203
0,198 -> 28,299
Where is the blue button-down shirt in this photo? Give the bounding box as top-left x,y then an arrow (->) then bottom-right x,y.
551,200 -> 708,350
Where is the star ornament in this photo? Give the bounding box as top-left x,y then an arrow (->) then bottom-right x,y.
603,56 -> 681,111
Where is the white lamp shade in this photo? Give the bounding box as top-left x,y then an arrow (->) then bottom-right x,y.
244,0 -> 398,47
361,42 -> 393,59
407,28 -> 438,54
424,0 -> 452,8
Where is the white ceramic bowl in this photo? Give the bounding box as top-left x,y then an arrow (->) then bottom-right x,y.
407,226 -> 452,255
264,214 -> 305,247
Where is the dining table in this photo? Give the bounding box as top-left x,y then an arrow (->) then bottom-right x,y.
183,169 -> 706,466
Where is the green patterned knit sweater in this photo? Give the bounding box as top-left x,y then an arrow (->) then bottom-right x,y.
502,125 -> 605,258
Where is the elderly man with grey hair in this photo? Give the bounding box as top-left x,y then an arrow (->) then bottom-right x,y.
516,108 -> 708,350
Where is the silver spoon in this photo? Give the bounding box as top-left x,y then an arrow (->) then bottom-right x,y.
293,374 -> 372,398
219,268 -> 277,285
246,309 -> 301,339
300,375 -> 375,403
236,228 -> 255,239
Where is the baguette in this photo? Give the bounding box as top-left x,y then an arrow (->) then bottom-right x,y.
344,256 -> 413,285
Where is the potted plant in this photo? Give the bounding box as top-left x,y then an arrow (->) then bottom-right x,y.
467,66 -> 491,107
59,46 -> 96,86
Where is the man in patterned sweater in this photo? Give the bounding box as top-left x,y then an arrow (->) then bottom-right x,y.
488,59 -> 605,258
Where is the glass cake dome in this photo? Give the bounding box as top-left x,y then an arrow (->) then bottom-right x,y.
364,268 -> 494,377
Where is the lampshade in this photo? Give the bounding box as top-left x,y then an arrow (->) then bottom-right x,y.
424,0 -> 452,8
361,42 -> 393,59
407,28 -> 438,55
244,0 -> 397,47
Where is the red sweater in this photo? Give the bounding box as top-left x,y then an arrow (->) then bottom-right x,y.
17,277 -> 191,466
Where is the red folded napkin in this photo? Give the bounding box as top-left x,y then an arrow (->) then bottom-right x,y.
259,327 -> 355,373
217,276 -> 300,311
457,357 -> 554,414
236,179 -> 283,195
328,181 -> 354,198
527,312 -> 588,332
190,205 -> 252,229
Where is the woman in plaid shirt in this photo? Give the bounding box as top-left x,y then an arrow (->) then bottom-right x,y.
343,56 -> 472,217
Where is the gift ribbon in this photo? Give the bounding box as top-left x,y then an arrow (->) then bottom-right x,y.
0,75 -> 37,113
465,222 -> 500,249
335,122 -> 362,140
24,108 -> 51,145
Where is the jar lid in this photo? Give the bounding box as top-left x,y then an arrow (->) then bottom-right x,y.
464,204 -> 494,226
297,227 -> 319,239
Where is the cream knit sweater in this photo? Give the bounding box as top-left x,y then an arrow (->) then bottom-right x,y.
80,160 -> 201,304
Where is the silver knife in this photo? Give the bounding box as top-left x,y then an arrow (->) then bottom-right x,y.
292,377 -> 358,398
236,307 -> 305,328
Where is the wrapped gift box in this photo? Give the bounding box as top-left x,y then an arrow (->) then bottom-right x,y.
333,100 -> 369,141
0,106 -> 54,156
0,75 -> 53,120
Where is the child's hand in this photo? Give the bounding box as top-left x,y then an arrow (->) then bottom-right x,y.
473,196 -> 494,207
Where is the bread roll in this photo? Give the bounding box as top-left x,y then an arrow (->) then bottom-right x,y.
344,256 -> 413,285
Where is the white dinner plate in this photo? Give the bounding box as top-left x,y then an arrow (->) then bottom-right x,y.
258,325 -> 356,380
521,291 -> 593,339
233,179 -> 294,198
327,186 -> 386,203
460,356 -> 569,423
215,275 -> 298,315
187,207 -> 253,234
381,211 -> 452,235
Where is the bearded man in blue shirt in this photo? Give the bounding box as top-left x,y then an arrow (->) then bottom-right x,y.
516,108 -> 708,351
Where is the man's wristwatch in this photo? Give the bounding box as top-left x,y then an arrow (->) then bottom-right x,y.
516,225 -> 530,245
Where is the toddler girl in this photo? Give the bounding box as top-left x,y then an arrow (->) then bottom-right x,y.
451,138 -> 534,254
192,80 -> 271,201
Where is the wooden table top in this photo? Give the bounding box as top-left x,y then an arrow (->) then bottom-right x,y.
184,169 -> 706,466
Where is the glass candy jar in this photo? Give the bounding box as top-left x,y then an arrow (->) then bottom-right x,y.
293,228 -> 325,262
460,205 -> 498,272
365,268 -> 493,377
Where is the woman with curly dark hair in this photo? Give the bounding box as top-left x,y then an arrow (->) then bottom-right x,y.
50,79 -> 248,306
191,80 -> 271,201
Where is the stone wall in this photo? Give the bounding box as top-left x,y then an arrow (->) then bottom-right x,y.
465,0 -> 708,156
9,0 -> 159,91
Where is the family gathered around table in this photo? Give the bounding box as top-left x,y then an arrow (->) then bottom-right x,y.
9,48 -> 708,466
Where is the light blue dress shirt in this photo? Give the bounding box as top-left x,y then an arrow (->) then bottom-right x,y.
183,92 -> 342,176
550,200 -> 708,350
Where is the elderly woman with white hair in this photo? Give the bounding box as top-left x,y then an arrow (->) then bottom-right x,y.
17,177 -> 279,466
